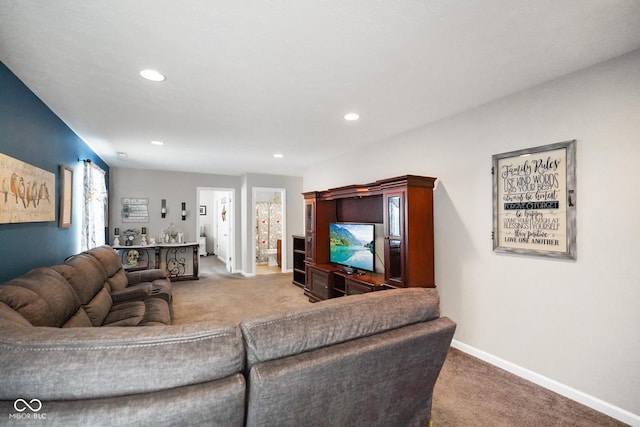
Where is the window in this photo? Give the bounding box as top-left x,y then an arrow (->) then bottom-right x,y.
81,161 -> 108,250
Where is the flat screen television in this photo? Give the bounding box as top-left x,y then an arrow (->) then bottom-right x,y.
329,222 -> 375,272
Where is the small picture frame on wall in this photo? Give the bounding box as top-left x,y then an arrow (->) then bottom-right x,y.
59,164 -> 73,228
199,205 -> 207,215
492,140 -> 577,260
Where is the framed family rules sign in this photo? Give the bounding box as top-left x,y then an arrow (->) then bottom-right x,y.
492,140 -> 577,260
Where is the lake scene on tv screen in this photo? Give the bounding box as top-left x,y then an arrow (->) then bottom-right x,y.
329,223 -> 374,271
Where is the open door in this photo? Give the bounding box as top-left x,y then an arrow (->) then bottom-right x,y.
198,187 -> 234,273
253,187 -> 286,275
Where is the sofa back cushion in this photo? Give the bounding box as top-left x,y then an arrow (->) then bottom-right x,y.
53,254 -> 112,326
86,245 -> 129,291
0,321 -> 246,401
0,301 -> 33,327
82,286 -> 113,326
54,254 -> 107,304
240,288 -> 441,369
0,268 -> 81,327
62,307 -> 93,328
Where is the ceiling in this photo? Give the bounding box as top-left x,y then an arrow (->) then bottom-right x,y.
2,1 -> 640,177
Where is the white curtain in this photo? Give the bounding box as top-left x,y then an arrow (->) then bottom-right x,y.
82,161 -> 108,250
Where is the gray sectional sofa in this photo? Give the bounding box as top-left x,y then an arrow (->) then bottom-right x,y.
0,245 -> 172,328
0,246 -> 456,426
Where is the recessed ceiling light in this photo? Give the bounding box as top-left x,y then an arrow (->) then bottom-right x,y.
273,153 -> 284,158
117,152 -> 128,157
344,113 -> 360,121
140,69 -> 166,82
150,140 -> 164,146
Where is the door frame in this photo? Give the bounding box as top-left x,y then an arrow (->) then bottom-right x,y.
252,187 -> 287,274
197,187 -> 235,273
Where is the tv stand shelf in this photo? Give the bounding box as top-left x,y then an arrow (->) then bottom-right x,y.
303,175 -> 436,301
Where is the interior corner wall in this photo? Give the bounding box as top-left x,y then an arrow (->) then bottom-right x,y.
0,61 -> 109,283
303,50 -> 640,417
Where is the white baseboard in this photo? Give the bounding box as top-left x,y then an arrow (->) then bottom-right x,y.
451,340 -> 640,427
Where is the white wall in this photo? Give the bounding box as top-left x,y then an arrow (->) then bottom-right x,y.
304,50 -> 640,419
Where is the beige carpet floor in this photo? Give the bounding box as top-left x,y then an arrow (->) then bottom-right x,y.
172,271 -> 311,325
172,256 -> 627,427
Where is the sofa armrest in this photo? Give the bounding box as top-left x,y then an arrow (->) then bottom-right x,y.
0,321 -> 244,401
110,285 -> 151,303
246,317 -> 456,426
126,269 -> 168,285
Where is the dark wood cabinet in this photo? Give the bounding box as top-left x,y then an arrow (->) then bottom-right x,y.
305,264 -> 339,302
303,175 -> 436,301
304,196 -> 336,264
341,271 -> 386,295
292,235 -> 306,288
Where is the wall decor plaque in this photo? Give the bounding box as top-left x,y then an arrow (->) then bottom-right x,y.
0,153 -> 55,224
121,197 -> 150,223
492,140 -> 577,260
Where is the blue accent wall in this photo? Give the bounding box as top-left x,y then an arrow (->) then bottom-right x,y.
0,61 -> 109,282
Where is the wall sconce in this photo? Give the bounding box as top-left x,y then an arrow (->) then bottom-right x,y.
181,202 -> 187,221
161,199 -> 167,218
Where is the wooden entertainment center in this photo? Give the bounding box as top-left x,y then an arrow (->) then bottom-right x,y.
299,175 -> 436,302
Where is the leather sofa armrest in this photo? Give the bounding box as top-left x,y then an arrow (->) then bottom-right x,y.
126,269 -> 168,285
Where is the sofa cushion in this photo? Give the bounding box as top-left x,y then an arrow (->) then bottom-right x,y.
87,245 -> 124,275
84,286 -> 113,326
53,254 -> 107,304
0,321 -> 245,400
0,301 -> 32,327
140,297 -> 172,325
241,288 -> 441,368
5,376 -> 247,427
62,308 -> 93,328
103,298 -> 171,326
87,245 -> 131,292
103,300 -> 145,326
107,269 -> 129,292
0,267 -> 81,327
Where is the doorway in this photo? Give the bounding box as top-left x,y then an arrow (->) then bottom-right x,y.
253,187 -> 286,275
197,187 -> 234,273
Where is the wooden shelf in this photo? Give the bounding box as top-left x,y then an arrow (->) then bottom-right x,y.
292,235 -> 306,288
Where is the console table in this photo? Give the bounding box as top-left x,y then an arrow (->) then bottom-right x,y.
114,243 -> 199,281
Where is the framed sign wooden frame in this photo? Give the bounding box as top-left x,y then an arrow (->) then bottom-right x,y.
492,140 -> 577,260
59,164 -> 73,227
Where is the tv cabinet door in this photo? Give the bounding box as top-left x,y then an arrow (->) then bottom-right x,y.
305,200 -> 314,262
384,191 -> 405,287
305,264 -> 335,302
